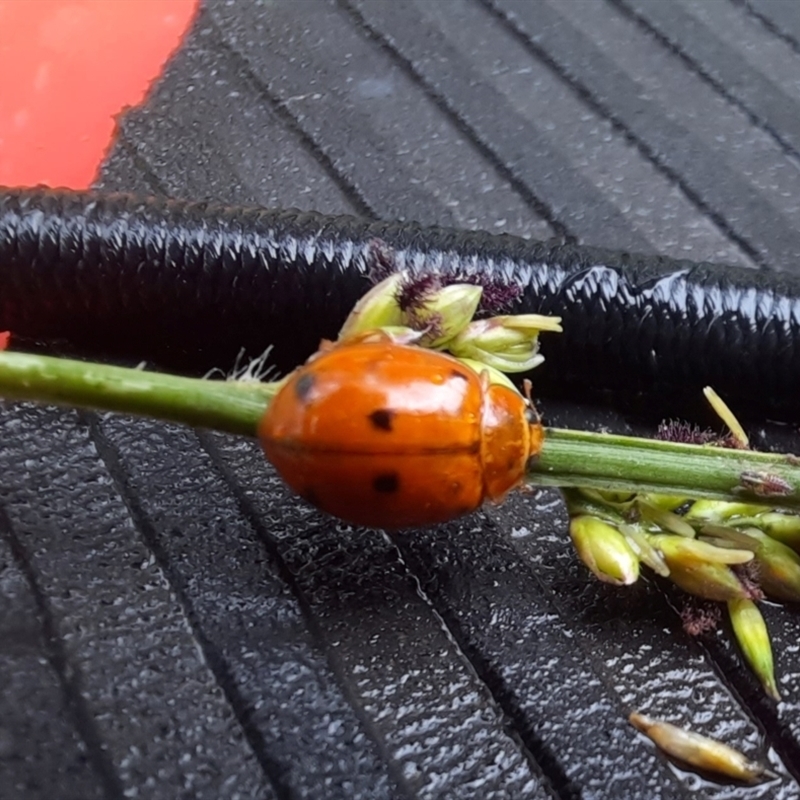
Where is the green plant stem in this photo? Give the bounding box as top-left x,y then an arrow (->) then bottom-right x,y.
0,351 -> 799,510
0,351 -> 274,437
530,428 -> 800,510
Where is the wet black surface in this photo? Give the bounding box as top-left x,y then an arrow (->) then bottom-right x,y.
7,189 -> 800,424
4,1 -> 800,798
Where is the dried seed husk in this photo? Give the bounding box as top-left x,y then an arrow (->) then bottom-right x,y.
629,713 -> 769,784
703,386 -> 749,448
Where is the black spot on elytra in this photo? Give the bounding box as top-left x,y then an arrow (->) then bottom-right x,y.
368,408 -> 395,432
373,472 -> 400,494
450,369 -> 470,382
294,373 -> 315,402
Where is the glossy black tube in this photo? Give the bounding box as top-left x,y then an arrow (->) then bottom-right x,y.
1,187 -> 799,422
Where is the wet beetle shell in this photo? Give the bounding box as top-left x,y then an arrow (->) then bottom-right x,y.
259,341 -> 543,528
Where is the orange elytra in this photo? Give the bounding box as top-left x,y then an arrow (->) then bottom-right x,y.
259,339 -> 544,529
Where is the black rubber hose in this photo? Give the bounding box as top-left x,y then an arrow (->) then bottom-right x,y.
1,186 -> 799,423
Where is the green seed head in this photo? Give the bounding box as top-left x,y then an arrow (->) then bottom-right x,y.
743,512 -> 800,553
650,535 -> 754,565
569,515 -> 640,586
338,273 -> 406,341
414,284 -> 484,348
728,598 -> 780,700
684,500 -> 767,524
746,528 -> 800,603
448,314 -> 562,373
651,535 -> 750,601
637,498 -> 696,538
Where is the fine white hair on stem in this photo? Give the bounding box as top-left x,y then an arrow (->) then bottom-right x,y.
226,345 -> 278,383
201,346 -> 278,383
203,365 -> 229,380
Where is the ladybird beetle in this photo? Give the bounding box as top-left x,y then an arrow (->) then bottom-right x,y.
258,340 -> 544,529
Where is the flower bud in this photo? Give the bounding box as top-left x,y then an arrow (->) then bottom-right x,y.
449,314 -> 562,373
338,273 -> 406,341
414,284 -> 484,348
650,535 -> 754,565
580,488 -> 637,509
684,500 -> 766,524
637,499 -> 696,538
369,326 -> 424,343
569,515 -> 639,586
728,598 -> 780,700
650,535 -> 751,601
619,523 -> 670,577
560,487 -> 629,526
640,493 -> 690,512
742,528 -> 800,603
737,512 -> 800,553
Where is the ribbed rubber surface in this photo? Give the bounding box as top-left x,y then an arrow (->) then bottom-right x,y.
4,187 -> 800,421
4,2 -> 800,798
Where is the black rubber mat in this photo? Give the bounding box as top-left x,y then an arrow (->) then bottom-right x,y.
4,2 -> 800,798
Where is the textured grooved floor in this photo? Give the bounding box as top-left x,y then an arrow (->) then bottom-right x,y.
4,2 -> 800,798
